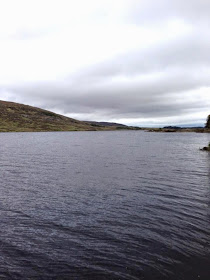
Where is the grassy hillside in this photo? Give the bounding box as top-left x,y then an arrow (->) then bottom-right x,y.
0,100 -> 132,132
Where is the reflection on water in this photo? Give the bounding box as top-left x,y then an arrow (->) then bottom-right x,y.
0,131 -> 210,279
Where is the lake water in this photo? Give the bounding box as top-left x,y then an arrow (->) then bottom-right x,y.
0,131 -> 210,280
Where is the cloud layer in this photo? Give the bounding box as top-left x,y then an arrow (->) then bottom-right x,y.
0,0 -> 209,126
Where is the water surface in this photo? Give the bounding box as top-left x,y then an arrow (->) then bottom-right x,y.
0,131 -> 210,279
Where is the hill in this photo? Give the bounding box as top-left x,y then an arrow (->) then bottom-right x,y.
0,100 -> 133,132
85,121 -> 127,128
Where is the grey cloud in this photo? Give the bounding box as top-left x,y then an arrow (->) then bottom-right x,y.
2,0 -> 210,126
75,33 -> 210,80
9,64 -> 210,121
125,0 -> 210,25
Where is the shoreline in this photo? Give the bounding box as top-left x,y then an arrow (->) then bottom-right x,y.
144,128 -> 210,133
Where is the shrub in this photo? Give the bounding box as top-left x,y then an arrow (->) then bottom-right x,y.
206,115 -> 210,128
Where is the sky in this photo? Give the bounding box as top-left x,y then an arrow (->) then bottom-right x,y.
0,0 -> 210,127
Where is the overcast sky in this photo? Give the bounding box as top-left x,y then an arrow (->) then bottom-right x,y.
0,0 -> 209,126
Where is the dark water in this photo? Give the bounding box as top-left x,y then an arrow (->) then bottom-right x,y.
0,131 -> 210,280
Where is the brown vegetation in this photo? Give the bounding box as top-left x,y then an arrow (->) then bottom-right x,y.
0,100 -> 134,132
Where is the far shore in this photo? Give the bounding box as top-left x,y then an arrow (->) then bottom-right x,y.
144,127 -> 210,133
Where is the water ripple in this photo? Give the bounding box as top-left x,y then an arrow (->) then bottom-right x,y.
0,131 -> 210,279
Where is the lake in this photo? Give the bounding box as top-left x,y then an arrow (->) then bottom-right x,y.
0,131 -> 210,279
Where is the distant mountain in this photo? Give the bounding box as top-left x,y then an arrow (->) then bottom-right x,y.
85,121 -> 127,127
0,100 -> 133,132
